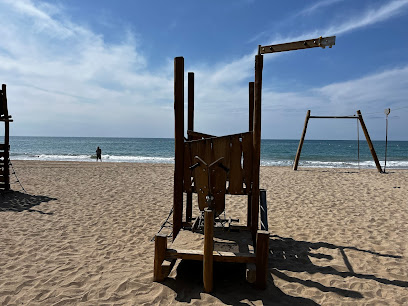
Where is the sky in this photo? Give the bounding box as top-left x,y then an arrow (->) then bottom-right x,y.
0,0 -> 407,140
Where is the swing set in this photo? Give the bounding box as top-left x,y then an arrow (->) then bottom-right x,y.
293,109 -> 383,172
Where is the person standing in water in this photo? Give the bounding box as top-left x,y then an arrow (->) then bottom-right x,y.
96,146 -> 102,162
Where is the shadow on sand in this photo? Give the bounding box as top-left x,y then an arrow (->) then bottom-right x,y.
269,235 -> 407,298
162,260 -> 318,305
160,235 -> 406,304
0,191 -> 57,214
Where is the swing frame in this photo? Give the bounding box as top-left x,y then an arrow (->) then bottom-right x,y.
293,110 -> 383,172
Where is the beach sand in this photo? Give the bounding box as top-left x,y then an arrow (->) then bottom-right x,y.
1,161 -> 407,305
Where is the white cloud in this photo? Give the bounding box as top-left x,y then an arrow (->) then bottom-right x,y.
299,0 -> 344,16
325,0 -> 408,35
0,0 -> 407,140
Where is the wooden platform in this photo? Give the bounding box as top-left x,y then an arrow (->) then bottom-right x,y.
167,226 -> 256,264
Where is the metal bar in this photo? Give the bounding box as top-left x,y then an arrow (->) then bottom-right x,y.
260,36 -> 336,54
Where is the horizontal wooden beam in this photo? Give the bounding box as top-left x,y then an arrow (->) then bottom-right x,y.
187,130 -> 215,139
309,116 -> 357,119
166,249 -> 256,263
260,36 -> 335,54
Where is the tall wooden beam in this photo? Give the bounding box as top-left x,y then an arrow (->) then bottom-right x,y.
293,110 -> 311,171
2,84 -> 10,190
247,82 -> 254,228
251,52 -> 263,237
186,72 -> 194,222
203,208 -> 214,293
173,57 -> 184,239
356,110 -> 383,173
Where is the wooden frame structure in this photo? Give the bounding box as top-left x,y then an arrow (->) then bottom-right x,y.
154,57 -> 269,292
293,110 -> 382,172
154,36 -> 337,293
0,84 -> 13,191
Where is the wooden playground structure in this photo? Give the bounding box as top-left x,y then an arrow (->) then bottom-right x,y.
153,36 -> 336,292
0,84 -> 12,192
293,110 -> 383,172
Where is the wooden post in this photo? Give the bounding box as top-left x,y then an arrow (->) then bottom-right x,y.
203,208 -> 214,293
251,52 -> 263,237
356,110 -> 383,173
255,230 -> 269,289
249,82 -> 254,132
173,57 -> 184,239
2,84 -> 10,190
293,110 -> 311,170
186,72 -> 194,222
247,82 -> 254,228
153,234 -> 167,281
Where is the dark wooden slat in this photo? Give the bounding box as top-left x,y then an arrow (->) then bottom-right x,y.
183,142 -> 193,192
242,132 -> 253,188
228,135 -> 244,194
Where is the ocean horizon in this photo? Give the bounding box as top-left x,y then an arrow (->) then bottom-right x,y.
4,136 -> 408,169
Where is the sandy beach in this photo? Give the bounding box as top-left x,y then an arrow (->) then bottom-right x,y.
0,161 -> 407,305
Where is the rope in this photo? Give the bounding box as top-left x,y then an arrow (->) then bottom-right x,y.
150,207 -> 173,242
9,160 -> 27,193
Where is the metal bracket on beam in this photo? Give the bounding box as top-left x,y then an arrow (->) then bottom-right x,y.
260,36 -> 336,54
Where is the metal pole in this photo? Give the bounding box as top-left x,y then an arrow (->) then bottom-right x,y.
384,108 -> 390,173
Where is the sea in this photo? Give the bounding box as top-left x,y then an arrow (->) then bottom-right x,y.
5,136 -> 408,169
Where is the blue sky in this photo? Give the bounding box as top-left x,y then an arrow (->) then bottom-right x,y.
0,0 -> 407,140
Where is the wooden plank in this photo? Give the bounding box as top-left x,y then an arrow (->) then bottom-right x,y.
293,110 -> 310,170
242,132 -> 253,189
228,135 -> 244,194
165,249 -> 256,263
183,142 -> 193,192
260,36 -> 335,54
193,155 -> 209,212
203,208 -> 214,292
187,130 -> 215,140
210,158 -> 227,216
154,234 -> 168,282
212,136 -> 230,174
173,57 -> 184,240
255,230 -> 269,289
